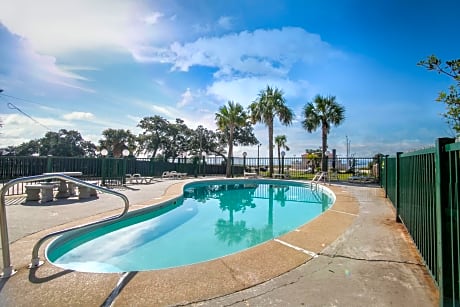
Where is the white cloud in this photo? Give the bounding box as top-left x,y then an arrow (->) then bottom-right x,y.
143,12 -> 164,25
150,105 -> 180,120
0,0 -> 148,55
218,16 -> 233,30
132,27 -> 342,78
0,113 -> 70,146
177,88 -> 194,107
62,112 -> 95,121
206,77 -> 314,107
128,97 -> 217,131
0,24 -> 95,93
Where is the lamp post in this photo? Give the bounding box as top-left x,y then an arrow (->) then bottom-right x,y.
257,143 -> 261,174
243,152 -> 247,172
281,151 -> 285,175
122,149 -> 129,184
101,149 -> 108,186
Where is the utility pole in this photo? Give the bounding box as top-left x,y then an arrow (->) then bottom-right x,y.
346,136 -> 351,170
346,135 -> 351,159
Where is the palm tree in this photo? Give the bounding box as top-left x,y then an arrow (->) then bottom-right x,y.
274,135 -> 290,174
249,86 -> 293,177
301,95 -> 345,171
215,101 -> 249,177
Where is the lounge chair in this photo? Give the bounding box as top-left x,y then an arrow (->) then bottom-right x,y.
328,169 -> 339,181
162,171 -> 173,179
177,172 -> 188,179
244,171 -> 258,178
125,174 -> 133,184
162,171 -> 187,179
348,175 -> 375,183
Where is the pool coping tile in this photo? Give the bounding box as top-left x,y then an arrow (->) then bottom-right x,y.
1,180 -> 358,306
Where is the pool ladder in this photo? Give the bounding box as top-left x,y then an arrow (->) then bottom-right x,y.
0,174 -> 130,278
310,171 -> 327,190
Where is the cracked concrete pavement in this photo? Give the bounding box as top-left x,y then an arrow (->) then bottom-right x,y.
0,181 -> 438,306
191,184 -> 438,307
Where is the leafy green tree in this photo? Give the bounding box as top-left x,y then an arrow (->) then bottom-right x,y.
99,128 -> 136,158
249,86 -> 293,177
189,125 -> 227,161
216,101 -> 251,177
162,118 -> 191,162
275,135 -> 289,174
303,148 -> 322,172
302,95 -> 345,171
12,129 -> 95,156
14,140 -> 41,156
137,115 -> 169,158
418,55 -> 460,136
231,125 -> 259,147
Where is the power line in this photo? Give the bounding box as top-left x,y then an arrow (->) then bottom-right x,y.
0,91 -> 49,107
1,94 -> 52,131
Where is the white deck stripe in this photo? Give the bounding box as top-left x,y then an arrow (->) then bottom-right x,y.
274,239 -> 318,258
329,209 -> 359,217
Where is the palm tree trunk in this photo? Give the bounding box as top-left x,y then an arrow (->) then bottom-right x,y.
268,120 -> 274,176
321,125 -> 328,172
226,130 -> 234,177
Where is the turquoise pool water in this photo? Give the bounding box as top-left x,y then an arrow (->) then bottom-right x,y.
46,179 -> 334,273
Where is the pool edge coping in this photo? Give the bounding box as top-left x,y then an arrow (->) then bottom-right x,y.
2,179 -> 360,306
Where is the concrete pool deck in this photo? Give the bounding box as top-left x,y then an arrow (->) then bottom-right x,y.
0,178 -> 438,306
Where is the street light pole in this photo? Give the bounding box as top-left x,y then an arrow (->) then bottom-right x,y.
257,143 -> 261,174
122,149 -> 130,185
100,149 -> 108,186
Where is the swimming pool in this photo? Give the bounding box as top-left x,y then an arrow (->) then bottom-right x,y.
46,179 -> 335,273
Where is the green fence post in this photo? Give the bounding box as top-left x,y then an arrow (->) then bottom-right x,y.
395,152 -> 402,223
122,157 -> 127,185
384,155 -> 389,198
193,157 -> 198,178
149,158 -> 155,177
46,155 -> 53,173
435,137 -> 456,306
101,157 -> 107,186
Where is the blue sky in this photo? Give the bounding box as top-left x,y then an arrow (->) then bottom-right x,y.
0,0 -> 458,157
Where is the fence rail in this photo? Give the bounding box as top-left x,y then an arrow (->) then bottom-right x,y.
380,138 -> 459,306
1,155 -> 379,189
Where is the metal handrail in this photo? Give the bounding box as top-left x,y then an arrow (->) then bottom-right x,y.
0,174 -> 129,278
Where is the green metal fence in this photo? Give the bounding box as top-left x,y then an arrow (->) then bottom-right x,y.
381,138 -> 459,306
381,156 -> 397,204
0,156 -> 106,195
124,157 -> 227,178
1,155 -> 379,195
0,156 -> 230,195
442,140 -> 460,306
241,156 -> 379,181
